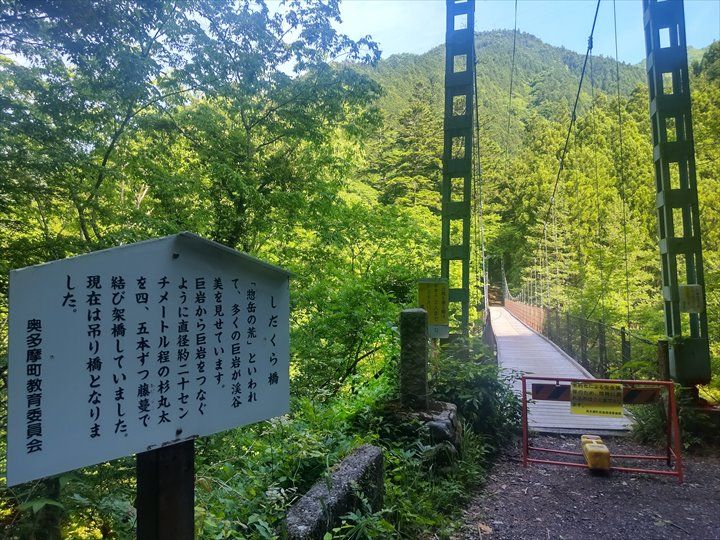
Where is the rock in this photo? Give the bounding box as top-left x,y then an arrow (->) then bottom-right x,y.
428,419 -> 454,442
386,400 -> 464,469
396,400 -> 464,450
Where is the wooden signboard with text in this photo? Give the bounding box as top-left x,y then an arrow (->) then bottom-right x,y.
7,232 -> 290,488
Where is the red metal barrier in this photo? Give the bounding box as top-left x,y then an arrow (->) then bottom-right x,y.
521,376 -> 683,482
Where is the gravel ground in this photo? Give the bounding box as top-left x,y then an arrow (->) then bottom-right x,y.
455,434 -> 720,540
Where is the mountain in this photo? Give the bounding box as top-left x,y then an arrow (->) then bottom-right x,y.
687,45 -> 707,65
357,30 -> 647,142
635,45 -> 708,67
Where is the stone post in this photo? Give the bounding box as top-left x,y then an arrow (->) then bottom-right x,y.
400,308 -> 429,411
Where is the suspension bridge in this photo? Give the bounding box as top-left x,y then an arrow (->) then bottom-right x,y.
490,305 -> 634,433
440,0 -> 715,434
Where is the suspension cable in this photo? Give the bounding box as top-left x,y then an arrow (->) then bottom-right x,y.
504,0 -> 519,167
613,0 -> 631,329
472,36 -> 487,314
503,0 -> 518,302
544,0 -> 602,224
542,223 -> 549,307
589,35 -> 607,323
553,206 -> 560,307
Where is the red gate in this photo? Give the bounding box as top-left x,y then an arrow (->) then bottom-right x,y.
521,376 -> 683,482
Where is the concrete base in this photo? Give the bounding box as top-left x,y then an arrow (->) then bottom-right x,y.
282,445 -> 384,540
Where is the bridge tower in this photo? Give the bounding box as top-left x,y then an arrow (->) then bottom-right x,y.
642,0 -> 711,385
441,0 -> 476,336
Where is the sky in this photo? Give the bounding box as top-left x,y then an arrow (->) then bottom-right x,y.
337,0 -> 720,64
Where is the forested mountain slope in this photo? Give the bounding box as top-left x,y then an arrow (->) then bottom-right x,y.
365,33 -> 719,385
688,45 -> 709,66
358,30 -> 646,141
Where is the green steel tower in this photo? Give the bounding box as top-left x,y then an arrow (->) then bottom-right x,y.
643,0 -> 711,385
441,0 -> 475,336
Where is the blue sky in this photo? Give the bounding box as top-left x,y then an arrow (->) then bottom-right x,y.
337,0 -> 720,64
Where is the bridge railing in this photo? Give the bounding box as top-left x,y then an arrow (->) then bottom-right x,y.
504,299 -> 662,380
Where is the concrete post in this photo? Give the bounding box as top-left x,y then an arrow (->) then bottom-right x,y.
400,308 -> 429,411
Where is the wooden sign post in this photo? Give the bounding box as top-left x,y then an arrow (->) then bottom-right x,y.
6,233 -> 291,538
137,440 -> 195,540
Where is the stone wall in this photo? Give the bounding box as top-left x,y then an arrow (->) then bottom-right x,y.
282,445 -> 384,540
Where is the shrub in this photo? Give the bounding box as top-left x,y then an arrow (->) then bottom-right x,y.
631,390 -> 720,450
430,338 -> 521,449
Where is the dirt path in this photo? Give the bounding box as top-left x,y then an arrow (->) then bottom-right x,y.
455,435 -> 720,540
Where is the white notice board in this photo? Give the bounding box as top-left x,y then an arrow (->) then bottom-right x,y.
7,233 -> 290,486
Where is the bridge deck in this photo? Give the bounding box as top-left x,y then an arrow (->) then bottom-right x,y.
490,306 -> 632,433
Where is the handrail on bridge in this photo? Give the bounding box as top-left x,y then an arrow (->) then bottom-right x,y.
502,297 -> 666,381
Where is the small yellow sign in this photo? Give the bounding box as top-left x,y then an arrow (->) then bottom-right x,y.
418,279 -> 449,338
679,284 -> 704,313
570,382 -> 624,417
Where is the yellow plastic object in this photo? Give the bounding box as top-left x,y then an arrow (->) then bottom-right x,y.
581,434 -> 603,447
583,442 -> 611,471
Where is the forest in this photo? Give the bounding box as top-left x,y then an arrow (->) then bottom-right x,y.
0,0 -> 718,537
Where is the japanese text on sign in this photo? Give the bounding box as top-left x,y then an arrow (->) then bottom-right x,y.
418,279 -> 449,339
570,382 -> 624,417
7,233 -> 290,486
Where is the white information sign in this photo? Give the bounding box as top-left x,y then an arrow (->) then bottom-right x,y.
7,233 -> 290,486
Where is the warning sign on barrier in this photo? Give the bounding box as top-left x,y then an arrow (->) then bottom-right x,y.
522,376 -> 683,482
570,382 -> 624,417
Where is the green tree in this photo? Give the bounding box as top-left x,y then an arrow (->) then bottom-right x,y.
369,84 -> 442,211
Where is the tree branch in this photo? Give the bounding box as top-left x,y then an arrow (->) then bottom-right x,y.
332,345 -> 383,395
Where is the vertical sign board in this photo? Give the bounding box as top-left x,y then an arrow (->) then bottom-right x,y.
418,279 -> 449,339
679,284 -> 704,313
7,232 -> 290,486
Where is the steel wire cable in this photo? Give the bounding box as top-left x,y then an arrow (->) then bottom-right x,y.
613,0 -> 632,330
589,39 -> 607,324
473,70 -> 488,313
544,0 -> 602,225
504,0 -> 519,170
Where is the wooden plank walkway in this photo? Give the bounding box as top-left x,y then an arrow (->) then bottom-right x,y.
490,306 -> 632,433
